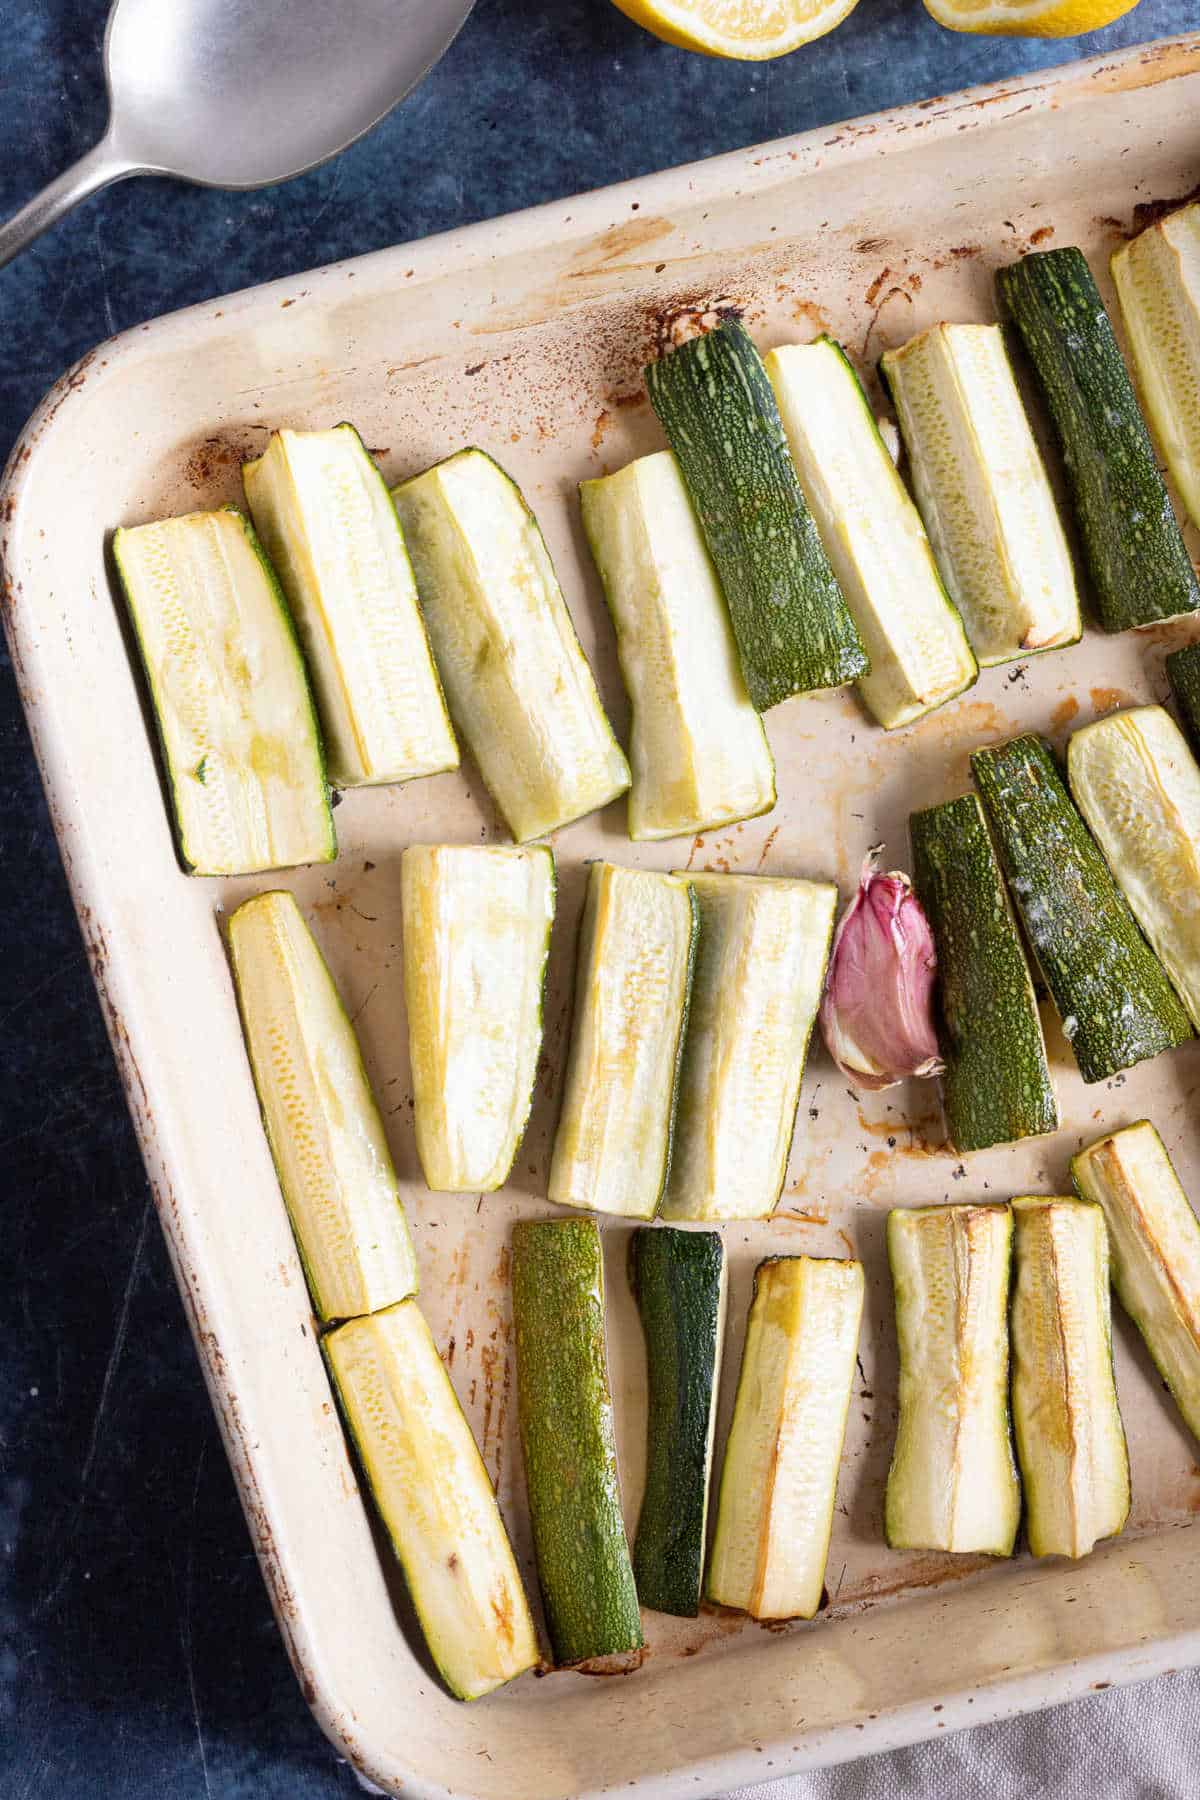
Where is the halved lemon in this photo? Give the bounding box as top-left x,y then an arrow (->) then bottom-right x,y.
610,0 -> 861,59
922,0 -> 1139,35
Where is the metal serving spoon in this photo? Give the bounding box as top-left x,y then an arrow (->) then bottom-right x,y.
0,0 -> 476,271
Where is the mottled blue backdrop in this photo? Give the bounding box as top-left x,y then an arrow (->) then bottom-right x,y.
1,3 -> 1197,1796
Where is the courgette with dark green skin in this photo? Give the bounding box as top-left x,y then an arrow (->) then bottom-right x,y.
512,1218 -> 643,1665
910,792 -> 1057,1152
644,319 -> 868,711
995,248 -> 1200,632
971,734 -> 1192,1083
1167,643 -> 1200,760
629,1227 -> 726,1618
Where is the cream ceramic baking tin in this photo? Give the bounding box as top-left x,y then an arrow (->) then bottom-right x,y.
5,36 -> 1200,1799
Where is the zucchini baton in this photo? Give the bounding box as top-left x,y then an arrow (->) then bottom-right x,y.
644,319 -> 868,710
227,891 -> 418,1321
243,424 -> 459,788
1111,200 -> 1200,532
1010,1196 -> 1130,1560
885,1205 -> 1019,1556
630,1227 -> 727,1617
707,1255 -> 863,1620
1073,1121 -> 1200,1446
112,508 -> 334,874
996,247 -> 1200,632
512,1218 -> 643,1664
401,844 -> 555,1193
910,792 -> 1057,1152
972,734 -> 1192,1083
661,871 -> 837,1220
766,335 -> 977,729
324,1300 -> 539,1700
549,863 -> 697,1220
392,449 -> 630,841
881,323 -> 1080,667
580,450 -> 775,840
1068,705 -> 1200,1030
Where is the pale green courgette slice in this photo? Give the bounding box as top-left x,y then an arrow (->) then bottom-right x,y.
549,863 -> 697,1220
112,507 -> 334,874
400,843 -> 555,1193
242,424 -> 458,789
885,1205 -> 1019,1556
1067,705 -> 1200,1031
324,1299 -> 539,1700
392,449 -> 630,841
765,336 -> 977,729
580,450 -> 775,842
512,1217 -> 643,1664
661,871 -> 836,1221
1112,201 -> 1200,531
707,1255 -> 863,1620
227,890 -> 417,1320
1010,1196 -> 1130,1559
881,324 -> 1080,667
1072,1121 -> 1200,1446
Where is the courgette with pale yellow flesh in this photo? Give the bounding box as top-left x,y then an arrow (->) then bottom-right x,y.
112,507 -> 334,875
227,890 -> 418,1320
706,1255 -> 863,1620
1073,1121 -> 1200,1446
1010,1196 -> 1130,1560
549,863 -> 697,1220
401,843 -> 555,1193
392,449 -> 630,841
1111,201 -> 1200,532
885,1205 -> 1019,1556
661,871 -> 836,1221
324,1299 -> 539,1700
580,450 -> 775,841
881,324 -> 1080,667
766,335 -> 976,729
512,1217 -> 643,1664
243,424 -> 458,789
630,1226 -> 726,1618
1068,705 -> 1200,1031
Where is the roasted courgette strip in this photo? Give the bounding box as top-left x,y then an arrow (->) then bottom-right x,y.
1010,1196 -> 1130,1560
243,424 -> 459,788
1073,1121 -> 1200,1446
580,450 -> 775,841
886,1205 -> 1019,1557
228,890 -> 418,1320
707,1255 -> 863,1620
325,1300 -> 539,1700
401,843 -> 554,1194
113,507 -> 334,874
393,448 -> 630,841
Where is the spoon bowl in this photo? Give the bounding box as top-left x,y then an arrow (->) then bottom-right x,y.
0,0 -> 476,267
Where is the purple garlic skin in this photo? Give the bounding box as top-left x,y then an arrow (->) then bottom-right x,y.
819,847 -> 944,1092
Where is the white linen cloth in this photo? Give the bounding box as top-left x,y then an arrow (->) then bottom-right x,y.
728,1666 -> 1200,1799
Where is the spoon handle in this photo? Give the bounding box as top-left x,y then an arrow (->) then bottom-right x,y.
0,138 -> 140,273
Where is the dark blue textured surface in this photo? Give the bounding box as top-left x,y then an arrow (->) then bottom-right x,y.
1,3 -> 1198,1796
